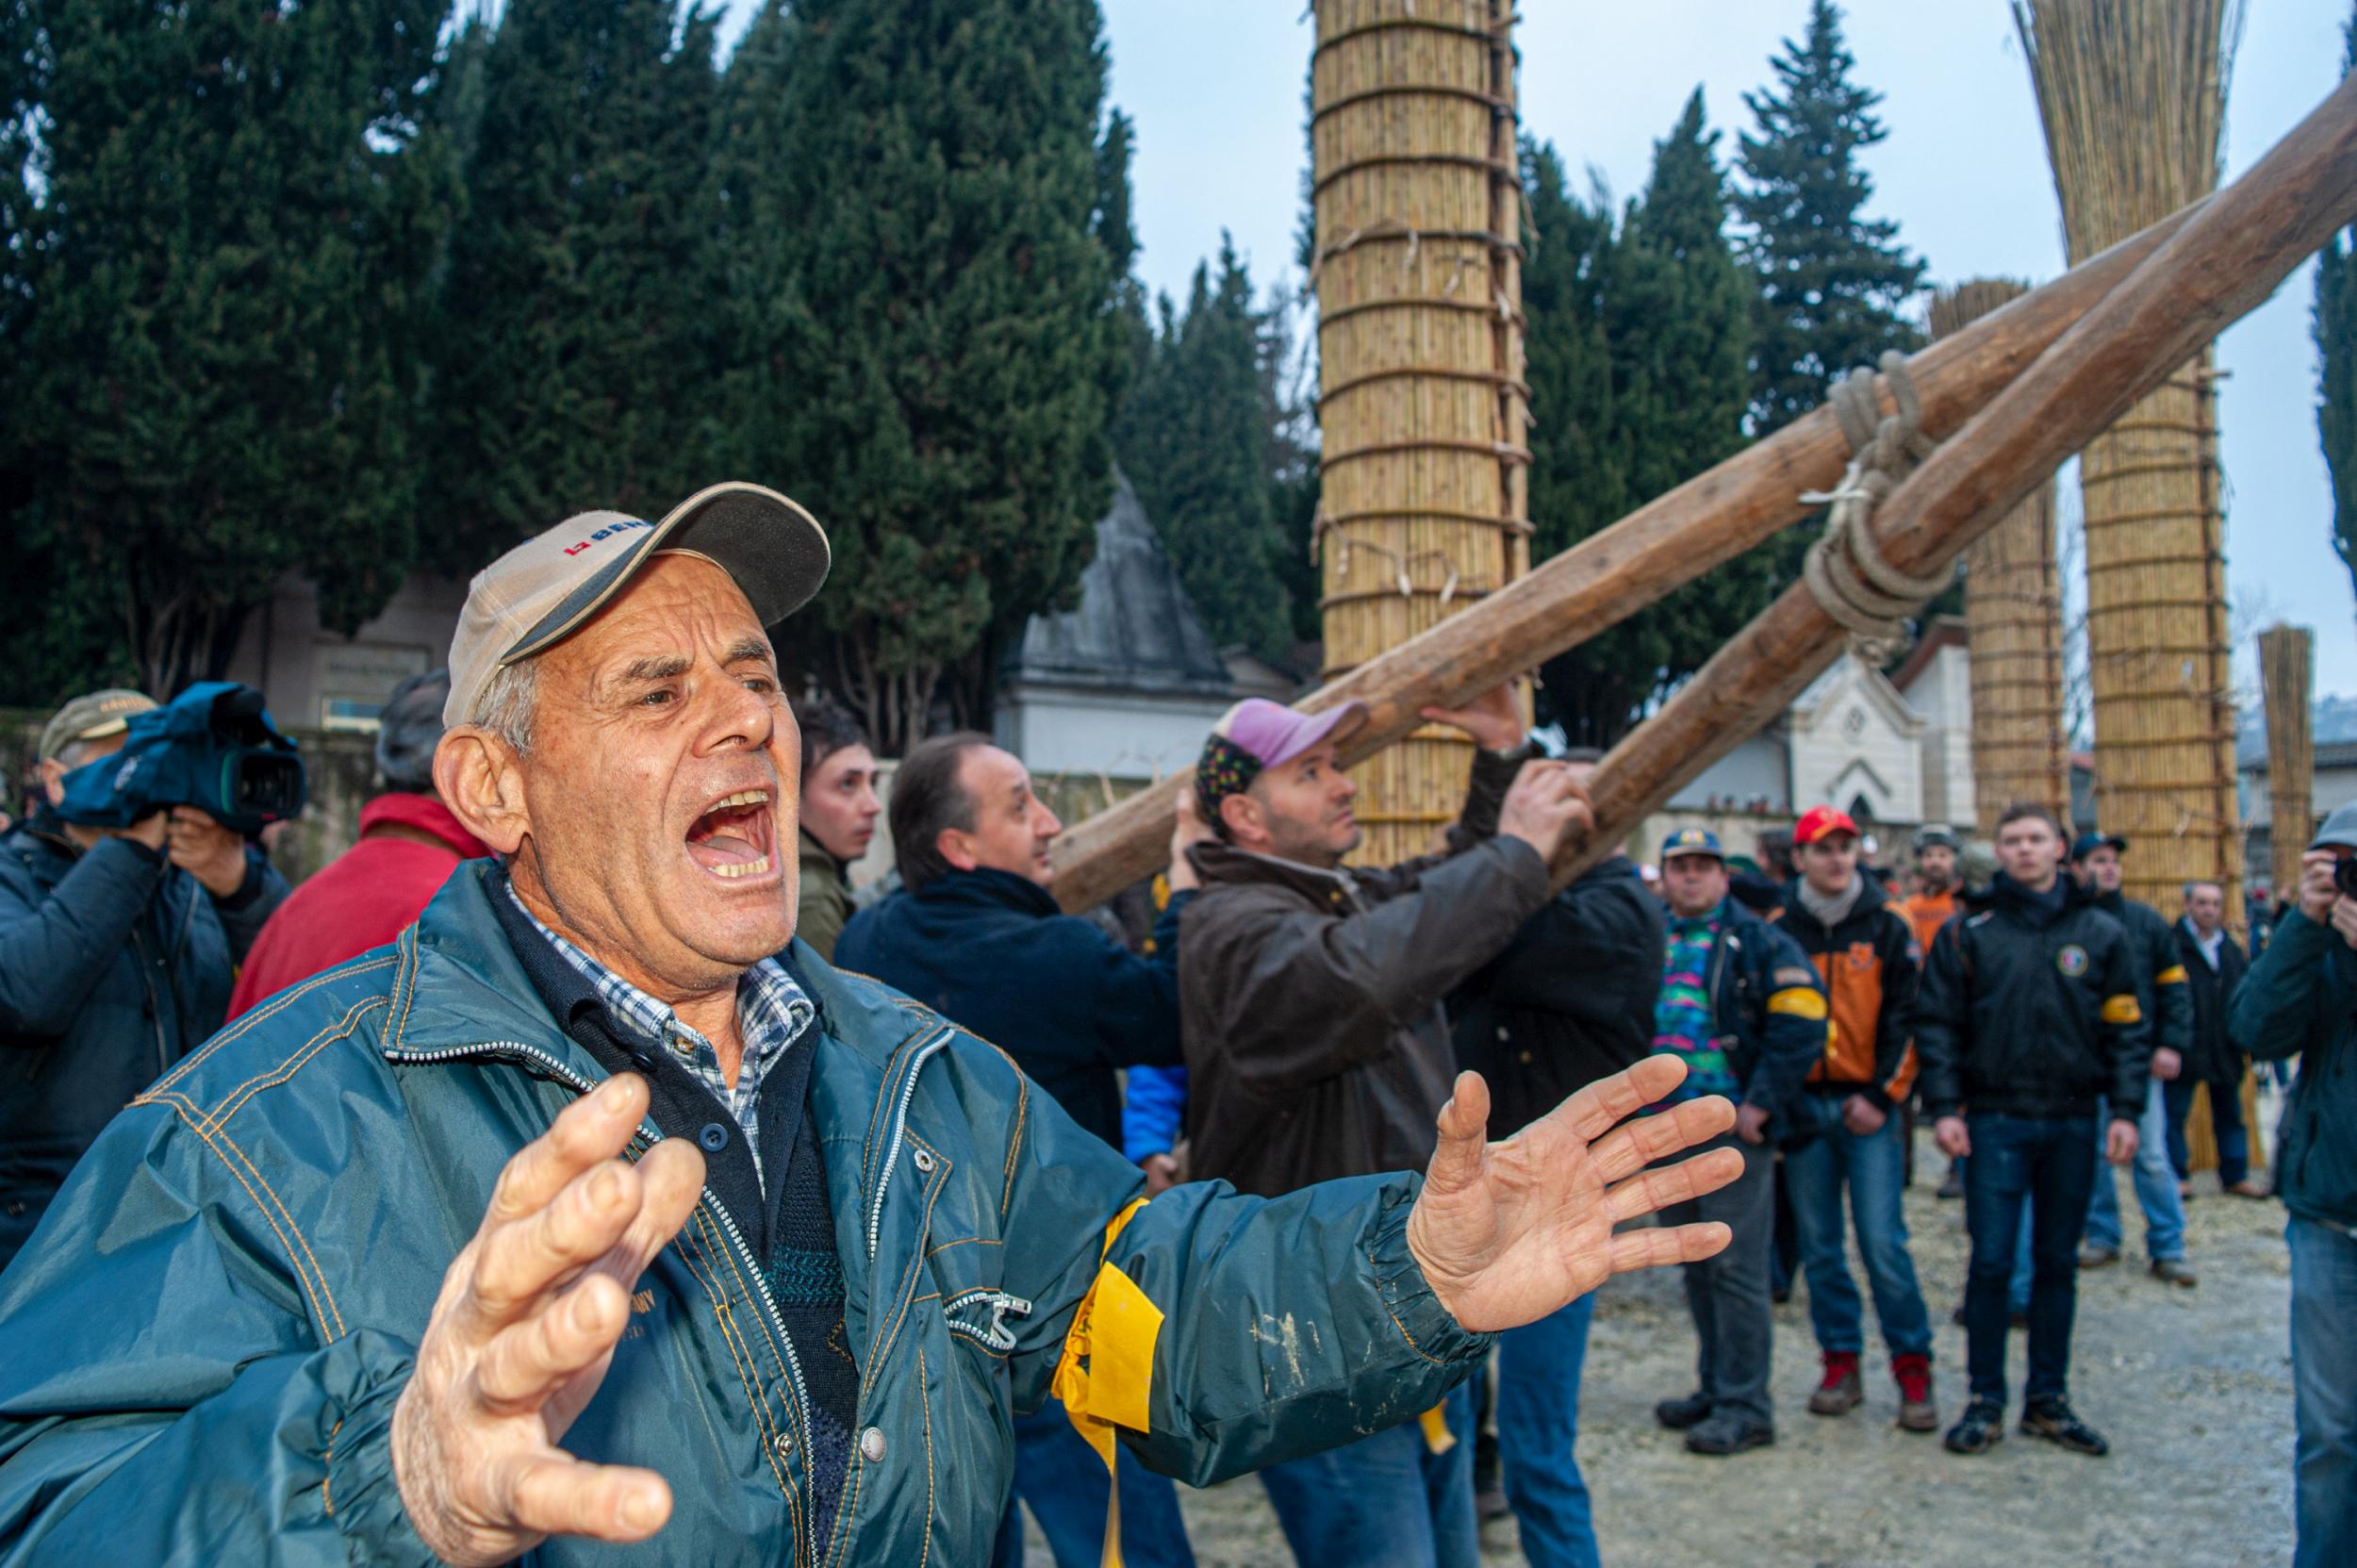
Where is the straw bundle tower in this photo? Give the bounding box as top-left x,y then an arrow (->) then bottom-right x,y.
2262,624 -> 2316,902
1929,280 -> 2071,836
2015,0 -> 2246,917
1311,0 -> 1526,864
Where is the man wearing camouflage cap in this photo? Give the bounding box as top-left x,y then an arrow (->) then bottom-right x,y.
0,686 -> 288,1269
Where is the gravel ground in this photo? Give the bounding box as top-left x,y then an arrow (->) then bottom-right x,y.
1133,1131 -> 2297,1568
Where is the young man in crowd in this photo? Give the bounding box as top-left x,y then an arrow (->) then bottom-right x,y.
1178,687 -> 1587,1568
2230,806 -> 2357,1568
2173,879 -> 2263,1197
2069,833 -> 2198,1285
1648,827 -> 1827,1458
788,691 -> 880,961
1917,803 -> 2150,1459
1897,824 -> 1969,1197
835,733 -> 1211,1568
1772,806 -> 1937,1432
1451,754 -> 1666,1568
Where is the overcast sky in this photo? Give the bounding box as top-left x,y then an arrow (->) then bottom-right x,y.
1089,0 -> 2356,704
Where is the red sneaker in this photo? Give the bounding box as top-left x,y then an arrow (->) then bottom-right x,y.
1893,1353 -> 1937,1432
1808,1351 -> 1863,1415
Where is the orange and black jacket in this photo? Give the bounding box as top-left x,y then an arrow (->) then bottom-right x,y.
1774,875 -> 1920,1113
1912,872 -> 2153,1122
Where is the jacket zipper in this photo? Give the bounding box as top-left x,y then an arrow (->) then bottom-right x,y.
383,1039 -> 819,1567
867,1029 -> 953,1260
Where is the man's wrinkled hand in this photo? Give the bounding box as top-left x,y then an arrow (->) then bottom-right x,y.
2104,1117 -> 2139,1166
1422,683 -> 1525,752
1496,760 -> 1591,865
1405,1057 -> 1742,1333
392,1074 -> 705,1567
166,806 -> 250,896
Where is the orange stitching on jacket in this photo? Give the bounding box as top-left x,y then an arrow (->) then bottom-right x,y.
135,1094 -> 335,1341
193,997 -> 388,1135
691,1204 -> 811,1464
674,1230 -> 796,1507
143,957 -> 397,1097
194,1104 -> 349,1340
321,1415 -> 345,1517
1367,1243 -> 1447,1368
917,1345 -> 936,1568
860,1152 -> 949,1402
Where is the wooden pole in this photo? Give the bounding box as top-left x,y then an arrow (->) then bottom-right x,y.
1551,72 -> 2357,894
2016,0 -> 2246,923
1047,202 -> 2198,911
2262,624 -> 2317,903
1934,281 -> 2072,836
1310,0 -> 1528,866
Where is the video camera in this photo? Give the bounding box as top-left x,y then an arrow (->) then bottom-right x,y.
53,682 -> 306,836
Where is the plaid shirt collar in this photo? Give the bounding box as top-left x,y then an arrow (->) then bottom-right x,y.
503,883 -> 814,1151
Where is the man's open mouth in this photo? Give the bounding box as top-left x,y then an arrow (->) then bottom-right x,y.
686,787 -> 777,880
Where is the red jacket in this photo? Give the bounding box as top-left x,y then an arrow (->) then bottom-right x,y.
226,795 -> 486,1018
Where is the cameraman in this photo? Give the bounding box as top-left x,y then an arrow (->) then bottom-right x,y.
0,688 -> 288,1270
2230,804 -> 2357,1568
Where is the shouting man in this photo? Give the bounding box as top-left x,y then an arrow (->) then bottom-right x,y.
0,486 -> 1740,1565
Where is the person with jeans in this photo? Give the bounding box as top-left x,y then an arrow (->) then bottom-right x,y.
2069,833 -> 2197,1285
2173,879 -> 2263,1196
1647,828 -> 1826,1458
1772,806 -> 1937,1433
1917,802 -> 2150,1459
1178,687 -> 1590,1568
2229,804 -> 2357,1568
835,733 -> 1210,1568
1451,763 -> 1665,1568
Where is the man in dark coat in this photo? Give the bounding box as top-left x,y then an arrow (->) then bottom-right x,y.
2171,878 -> 2261,1195
836,731 -> 1211,1568
0,687 -> 288,1269
1450,767 -> 1664,1568
1179,687 -> 1588,1568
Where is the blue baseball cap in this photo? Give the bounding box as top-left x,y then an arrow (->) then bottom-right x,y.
1660,826 -> 1724,862
2069,831 -> 2127,863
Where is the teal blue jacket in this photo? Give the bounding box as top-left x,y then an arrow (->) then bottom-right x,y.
0,862 -> 1485,1564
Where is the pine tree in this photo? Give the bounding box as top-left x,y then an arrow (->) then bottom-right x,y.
2318,5 -> 2357,610
1736,0 -> 1925,437
0,0 -> 453,703
1114,238 -> 1294,658
763,0 -> 1131,751
425,0 -> 722,577
1525,96 -> 1758,747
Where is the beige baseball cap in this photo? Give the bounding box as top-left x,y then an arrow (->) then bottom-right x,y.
37,688 -> 158,761
444,481 -> 830,729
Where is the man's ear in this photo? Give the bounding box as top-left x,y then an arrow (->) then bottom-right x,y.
1217,791 -> 1260,846
937,827 -> 979,875
37,758 -> 65,809
434,728 -> 530,856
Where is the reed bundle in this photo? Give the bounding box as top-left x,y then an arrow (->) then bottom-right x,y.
1931,280 -> 2071,836
2262,624 -> 2316,901
2015,0 -> 2246,916
1312,0 -> 1526,864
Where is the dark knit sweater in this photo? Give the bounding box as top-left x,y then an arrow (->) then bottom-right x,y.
486,870 -> 857,1542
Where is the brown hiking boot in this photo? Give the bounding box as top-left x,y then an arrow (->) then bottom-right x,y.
2224,1178 -> 2271,1199
1808,1351 -> 1863,1415
1893,1354 -> 1938,1432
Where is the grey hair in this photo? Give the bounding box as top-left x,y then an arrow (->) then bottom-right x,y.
2184,878 -> 2225,900
472,658 -> 539,755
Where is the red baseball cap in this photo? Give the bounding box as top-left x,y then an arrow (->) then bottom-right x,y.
1794,805 -> 1861,847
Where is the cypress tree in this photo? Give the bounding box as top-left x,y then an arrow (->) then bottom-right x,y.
2318,5 -> 2357,607
1114,237 -> 1294,658
1525,96 -> 1757,748
0,0 -> 453,702
1736,0 -> 1925,437
764,0 -> 1131,751
426,0 -> 722,576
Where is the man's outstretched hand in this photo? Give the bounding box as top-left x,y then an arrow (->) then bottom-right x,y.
1407,1056 -> 1741,1333
393,1074 -> 706,1566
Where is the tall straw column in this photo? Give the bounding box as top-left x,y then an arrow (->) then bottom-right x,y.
1930,280 -> 2071,836
2016,0 -> 2246,918
2262,624 -> 2316,900
1311,0 -> 1527,865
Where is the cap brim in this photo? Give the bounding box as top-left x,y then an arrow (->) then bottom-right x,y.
503,482 -> 831,666
1267,701 -> 1369,767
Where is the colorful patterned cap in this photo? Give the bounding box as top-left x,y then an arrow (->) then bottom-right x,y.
1660,826 -> 1724,862
1194,698 -> 1368,823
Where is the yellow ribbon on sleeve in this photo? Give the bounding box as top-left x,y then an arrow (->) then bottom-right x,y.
1052,1197 -> 1164,1568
